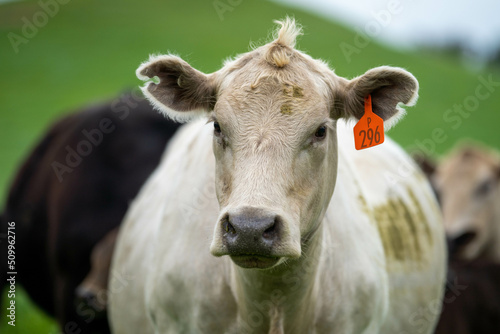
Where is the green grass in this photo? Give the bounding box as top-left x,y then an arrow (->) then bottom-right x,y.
1,0 -> 499,332
1,287 -> 58,333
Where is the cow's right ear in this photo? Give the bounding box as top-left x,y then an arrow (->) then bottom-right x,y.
332,66 -> 418,130
136,55 -> 217,122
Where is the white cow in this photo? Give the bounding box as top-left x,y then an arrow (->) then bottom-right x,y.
109,18 -> 446,334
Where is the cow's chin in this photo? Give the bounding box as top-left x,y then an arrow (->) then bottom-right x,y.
229,255 -> 281,269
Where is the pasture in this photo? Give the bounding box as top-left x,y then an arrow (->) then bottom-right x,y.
0,0 -> 499,332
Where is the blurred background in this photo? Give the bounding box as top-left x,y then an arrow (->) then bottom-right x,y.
0,0 -> 499,332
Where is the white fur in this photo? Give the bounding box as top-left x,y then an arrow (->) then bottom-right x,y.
138,83 -> 206,123
383,66 -> 419,131
273,17 -> 303,48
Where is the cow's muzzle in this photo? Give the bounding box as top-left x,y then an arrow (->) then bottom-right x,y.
210,206 -> 300,268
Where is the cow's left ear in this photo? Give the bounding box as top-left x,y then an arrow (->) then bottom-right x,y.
136,54 -> 217,122
334,66 -> 418,129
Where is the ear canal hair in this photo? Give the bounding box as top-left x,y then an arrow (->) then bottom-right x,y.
136,55 -> 217,122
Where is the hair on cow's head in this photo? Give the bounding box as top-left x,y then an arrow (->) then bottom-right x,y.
136,17 -> 419,131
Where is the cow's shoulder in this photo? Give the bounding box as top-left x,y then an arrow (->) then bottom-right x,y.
335,120 -> 444,271
333,121 -> 446,332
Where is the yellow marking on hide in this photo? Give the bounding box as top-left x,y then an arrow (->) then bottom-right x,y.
280,84 -> 304,115
280,104 -> 292,114
282,84 -> 304,99
292,86 -> 303,98
358,194 -> 369,215
372,188 -> 433,268
408,189 -> 433,244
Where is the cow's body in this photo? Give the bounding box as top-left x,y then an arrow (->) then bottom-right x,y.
110,119 -> 445,334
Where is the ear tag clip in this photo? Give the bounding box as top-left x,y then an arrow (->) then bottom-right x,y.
353,95 -> 385,150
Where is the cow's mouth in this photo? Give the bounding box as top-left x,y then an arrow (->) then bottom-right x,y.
230,255 -> 280,269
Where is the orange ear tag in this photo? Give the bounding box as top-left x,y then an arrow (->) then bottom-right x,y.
353,95 -> 384,150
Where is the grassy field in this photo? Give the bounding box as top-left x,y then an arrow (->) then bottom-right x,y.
0,0 -> 499,332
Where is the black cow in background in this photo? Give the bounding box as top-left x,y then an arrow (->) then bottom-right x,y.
0,91 -> 180,333
434,260 -> 500,334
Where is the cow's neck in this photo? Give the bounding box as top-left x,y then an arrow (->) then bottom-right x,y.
231,231 -> 322,334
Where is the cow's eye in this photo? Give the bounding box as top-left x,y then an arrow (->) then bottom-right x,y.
314,126 -> 327,140
475,178 -> 495,197
214,122 -> 222,136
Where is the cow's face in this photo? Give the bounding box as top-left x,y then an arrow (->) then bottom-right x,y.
137,18 -> 418,269
208,72 -> 337,267
434,147 -> 500,260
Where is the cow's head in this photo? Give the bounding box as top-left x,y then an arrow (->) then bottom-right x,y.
137,18 -> 418,269
432,145 -> 500,260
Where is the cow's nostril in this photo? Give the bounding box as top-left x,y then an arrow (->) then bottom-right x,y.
222,215 -> 236,234
447,230 -> 477,260
262,218 -> 279,240
453,231 -> 477,249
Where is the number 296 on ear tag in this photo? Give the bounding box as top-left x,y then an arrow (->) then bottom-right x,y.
353,95 -> 384,150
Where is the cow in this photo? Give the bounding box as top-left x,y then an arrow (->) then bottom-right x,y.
0,92 -> 180,333
75,227 -> 119,317
434,260 -> 500,334
418,144 -> 500,261
109,18 -> 446,334
413,147 -> 500,333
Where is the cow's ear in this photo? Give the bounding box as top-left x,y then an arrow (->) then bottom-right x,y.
334,66 -> 418,129
136,55 -> 217,122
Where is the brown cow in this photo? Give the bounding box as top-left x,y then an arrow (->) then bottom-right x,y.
421,144 -> 500,261
413,146 -> 500,333
75,227 -> 119,316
